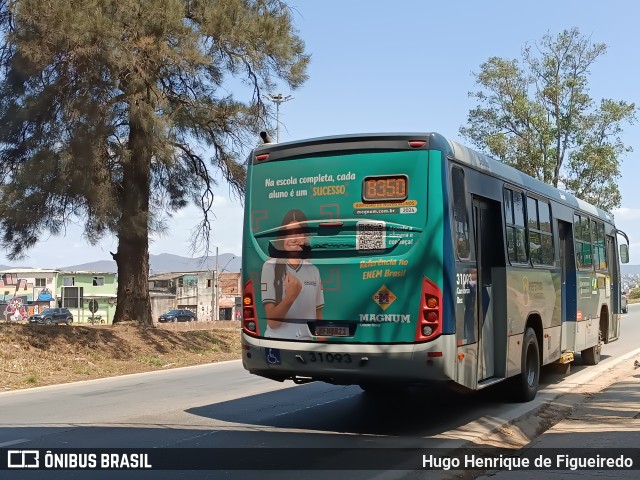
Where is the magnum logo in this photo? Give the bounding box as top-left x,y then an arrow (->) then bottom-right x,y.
372,285 -> 396,311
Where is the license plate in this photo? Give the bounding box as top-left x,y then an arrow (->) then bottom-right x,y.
315,326 -> 349,336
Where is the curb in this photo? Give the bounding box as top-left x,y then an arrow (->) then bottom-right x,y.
438,346 -> 640,448
367,346 -> 640,480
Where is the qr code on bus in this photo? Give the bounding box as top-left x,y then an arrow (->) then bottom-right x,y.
356,221 -> 386,250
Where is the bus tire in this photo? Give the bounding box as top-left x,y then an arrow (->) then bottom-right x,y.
513,327 -> 540,402
581,328 -> 602,365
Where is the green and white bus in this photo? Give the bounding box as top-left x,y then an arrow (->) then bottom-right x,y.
240,132 -> 629,401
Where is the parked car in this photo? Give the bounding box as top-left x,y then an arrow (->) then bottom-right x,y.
29,308 -> 74,325
158,309 -> 196,323
621,293 -> 628,314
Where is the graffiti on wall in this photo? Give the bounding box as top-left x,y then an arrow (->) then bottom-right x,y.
0,274 -> 55,321
37,288 -> 54,301
4,297 -> 28,321
0,274 -> 34,299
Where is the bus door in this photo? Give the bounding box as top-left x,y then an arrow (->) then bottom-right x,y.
606,234 -> 620,341
472,197 -> 502,381
558,220 -> 576,349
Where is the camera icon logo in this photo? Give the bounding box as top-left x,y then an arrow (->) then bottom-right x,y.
7,450 -> 40,468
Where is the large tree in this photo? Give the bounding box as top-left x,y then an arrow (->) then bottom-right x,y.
0,0 -> 308,325
460,28 -> 635,211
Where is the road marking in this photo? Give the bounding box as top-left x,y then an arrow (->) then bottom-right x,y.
0,439 -> 30,447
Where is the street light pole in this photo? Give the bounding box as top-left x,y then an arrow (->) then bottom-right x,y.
266,93 -> 293,143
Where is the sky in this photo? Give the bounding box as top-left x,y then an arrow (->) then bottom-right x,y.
3,0 -> 640,268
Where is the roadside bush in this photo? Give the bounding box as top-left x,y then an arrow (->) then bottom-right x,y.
627,288 -> 640,300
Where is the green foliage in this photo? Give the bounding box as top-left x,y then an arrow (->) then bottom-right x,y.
0,0 -> 308,323
460,28 -> 636,211
0,0 -> 309,259
627,288 -> 640,300
139,355 -> 164,366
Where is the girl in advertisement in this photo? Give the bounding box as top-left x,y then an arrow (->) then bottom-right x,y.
261,209 -> 324,339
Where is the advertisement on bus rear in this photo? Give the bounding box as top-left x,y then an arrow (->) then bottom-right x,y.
242,149 -> 445,343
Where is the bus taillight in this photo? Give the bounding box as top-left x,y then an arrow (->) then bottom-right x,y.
416,276 -> 442,342
242,279 -> 260,336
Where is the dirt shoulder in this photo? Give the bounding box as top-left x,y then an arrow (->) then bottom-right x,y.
0,321 -> 242,392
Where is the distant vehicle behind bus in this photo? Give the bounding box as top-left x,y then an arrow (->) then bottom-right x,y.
240,132 -> 629,402
29,308 -> 74,325
158,309 -> 196,323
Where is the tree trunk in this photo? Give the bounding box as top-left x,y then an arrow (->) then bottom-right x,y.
112,113 -> 153,326
113,230 -> 152,326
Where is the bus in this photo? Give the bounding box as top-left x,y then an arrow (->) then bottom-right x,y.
240,132 -> 629,401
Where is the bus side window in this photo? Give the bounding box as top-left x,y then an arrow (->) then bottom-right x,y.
452,167 -> 471,260
595,221 -> 607,271
527,197 -> 554,266
574,214 -> 593,270
504,188 -> 528,264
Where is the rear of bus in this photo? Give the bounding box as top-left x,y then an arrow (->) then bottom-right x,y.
241,133 -> 457,387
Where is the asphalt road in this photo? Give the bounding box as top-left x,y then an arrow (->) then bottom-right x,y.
2,305 -> 639,480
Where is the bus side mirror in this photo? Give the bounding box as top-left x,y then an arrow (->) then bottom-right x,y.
620,244 -> 629,264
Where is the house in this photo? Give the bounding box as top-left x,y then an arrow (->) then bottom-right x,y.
216,272 -> 242,320
0,266 -> 239,324
0,268 -> 59,321
148,271 -> 241,322
56,271 -> 118,324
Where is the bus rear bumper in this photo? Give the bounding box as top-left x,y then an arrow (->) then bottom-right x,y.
241,332 -> 456,386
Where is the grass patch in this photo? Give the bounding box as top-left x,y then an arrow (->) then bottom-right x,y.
139,356 -> 164,366
71,364 -> 95,376
0,322 -> 242,391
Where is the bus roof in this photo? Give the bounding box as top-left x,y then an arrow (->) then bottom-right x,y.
252,131 -> 616,225
445,138 -> 614,225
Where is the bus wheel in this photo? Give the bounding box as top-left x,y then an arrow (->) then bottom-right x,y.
513,327 -> 540,402
581,328 -> 602,365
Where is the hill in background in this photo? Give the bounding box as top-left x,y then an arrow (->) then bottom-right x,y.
622,265 -> 640,276
53,252 -> 241,274
58,252 -> 241,274
4,257 -> 639,276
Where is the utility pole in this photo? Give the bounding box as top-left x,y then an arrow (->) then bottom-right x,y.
266,93 -> 293,143
214,247 -> 219,321
211,247 -> 219,321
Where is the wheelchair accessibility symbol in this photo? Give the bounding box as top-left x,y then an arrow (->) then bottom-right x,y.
265,348 -> 281,365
